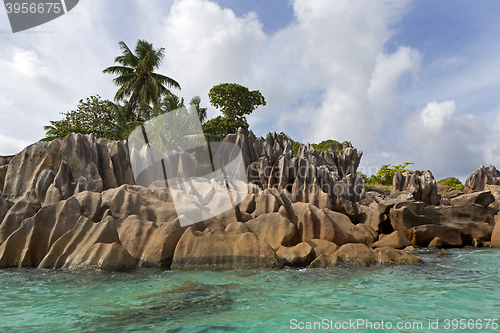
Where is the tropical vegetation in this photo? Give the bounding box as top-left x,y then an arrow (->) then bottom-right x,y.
437,177 -> 465,192
43,40 -> 265,143
362,162 -> 414,186
202,83 -> 266,138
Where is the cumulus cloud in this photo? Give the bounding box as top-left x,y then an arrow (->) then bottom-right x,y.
402,100 -> 487,180
160,0 -> 267,118
157,0 -> 420,147
420,100 -> 456,129
0,1 -> 124,154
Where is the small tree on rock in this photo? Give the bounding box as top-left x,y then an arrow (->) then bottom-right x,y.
204,83 -> 266,138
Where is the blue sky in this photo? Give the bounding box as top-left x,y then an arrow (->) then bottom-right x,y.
1,0 -> 500,182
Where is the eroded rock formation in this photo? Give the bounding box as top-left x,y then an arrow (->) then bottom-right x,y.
1,133 -> 500,271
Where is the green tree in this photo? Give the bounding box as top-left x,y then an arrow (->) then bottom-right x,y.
111,94 -> 186,141
43,95 -> 117,141
190,96 -> 207,124
205,83 -> 266,138
103,39 -> 181,111
364,162 -> 414,186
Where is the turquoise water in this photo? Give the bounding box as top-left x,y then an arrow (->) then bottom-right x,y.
1,248 -> 499,332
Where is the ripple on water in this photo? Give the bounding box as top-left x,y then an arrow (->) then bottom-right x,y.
1,249 -> 500,332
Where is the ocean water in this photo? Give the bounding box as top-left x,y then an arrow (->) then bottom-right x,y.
1,248 -> 499,333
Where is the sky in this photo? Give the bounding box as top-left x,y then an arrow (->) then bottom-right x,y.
1,0 -> 500,182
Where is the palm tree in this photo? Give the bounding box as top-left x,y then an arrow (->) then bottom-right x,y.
103,39 -> 181,111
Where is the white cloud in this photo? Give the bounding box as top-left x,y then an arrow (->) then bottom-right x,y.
11,47 -> 48,78
401,100 -> 487,180
0,133 -> 30,156
420,100 -> 456,129
161,0 -> 267,118
258,0 -> 419,148
0,96 -> 14,109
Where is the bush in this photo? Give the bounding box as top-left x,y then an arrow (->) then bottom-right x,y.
312,139 -> 352,154
364,162 -> 414,186
437,177 -> 464,192
277,133 -> 354,158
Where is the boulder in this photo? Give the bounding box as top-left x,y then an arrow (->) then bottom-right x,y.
285,202 -> 336,244
323,208 -> 375,246
245,213 -> 295,250
116,215 -> 157,261
225,222 -> 249,233
372,231 -> 411,249
485,184 -> 500,210
0,194 -> 41,246
335,196 -> 358,222
276,242 -> 314,266
374,246 -> 424,266
73,191 -> 102,222
423,204 -> 494,225
35,169 -> 56,203
252,189 -> 281,217
94,138 -> 118,190
308,254 -> 339,268
100,185 -> 177,223
107,140 -> 135,186
409,225 -> 462,247
450,191 -> 495,207
390,206 -> 436,240
171,227 -> 278,269
428,237 -> 443,248
238,194 -> 256,214
78,242 -> 136,271
464,165 -> 500,194
39,217 -> 125,269
2,142 -> 53,202
138,218 -> 187,268
333,243 -> 423,266
306,239 -> 338,257
57,133 -> 103,194
491,219 -> 500,247
358,204 -> 383,232
0,197 -> 82,267
392,170 -> 439,206
423,204 -> 495,243
440,189 -> 464,206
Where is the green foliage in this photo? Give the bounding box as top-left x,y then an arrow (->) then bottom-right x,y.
202,115 -> 247,140
204,83 -> 266,138
103,39 -> 181,111
277,133 -> 354,158
278,132 -> 301,157
311,139 -> 352,154
190,96 -> 207,124
114,94 -> 185,140
278,132 -> 293,143
364,162 -> 414,186
437,177 -> 464,192
43,95 -> 117,141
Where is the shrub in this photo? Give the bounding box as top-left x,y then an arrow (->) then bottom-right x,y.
364,162 -> 414,186
437,177 -> 464,192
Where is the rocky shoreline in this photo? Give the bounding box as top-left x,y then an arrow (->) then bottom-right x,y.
0,131 -> 499,271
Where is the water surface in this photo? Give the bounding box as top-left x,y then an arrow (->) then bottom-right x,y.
1,248 -> 499,332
